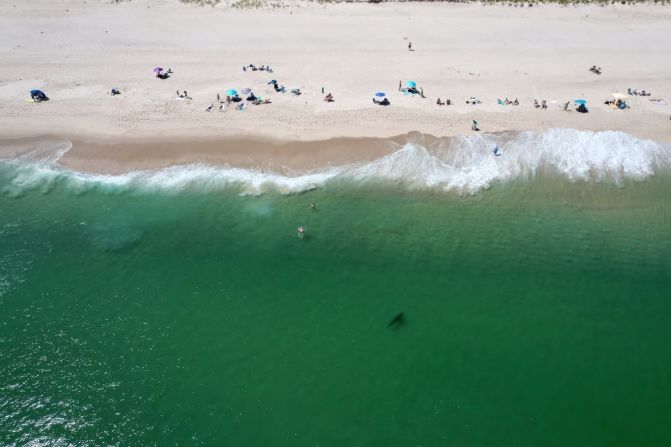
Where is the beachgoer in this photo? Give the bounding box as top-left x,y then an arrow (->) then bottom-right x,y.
217,93 -> 220,103
513,98 -> 519,106
297,226 -> 305,239
420,87 -> 424,98
446,99 -> 451,105
205,104 -> 213,112
111,88 -> 120,96
408,41 -> 412,51
310,203 -> 316,210
184,90 -> 191,100
472,120 -> 479,131
218,104 -> 224,111
541,100 -> 547,110
321,86 -> 324,94
398,80 -> 402,91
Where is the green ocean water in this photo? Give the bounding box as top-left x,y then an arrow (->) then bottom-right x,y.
1,165 -> 670,446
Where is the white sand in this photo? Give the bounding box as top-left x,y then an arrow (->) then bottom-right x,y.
1,0 -> 670,148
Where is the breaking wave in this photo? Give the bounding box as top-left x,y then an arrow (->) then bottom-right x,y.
1,129 -> 670,196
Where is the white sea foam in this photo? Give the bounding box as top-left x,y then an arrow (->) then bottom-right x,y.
1,129 -> 669,196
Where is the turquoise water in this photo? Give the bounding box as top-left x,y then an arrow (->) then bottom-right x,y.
1,138 -> 671,446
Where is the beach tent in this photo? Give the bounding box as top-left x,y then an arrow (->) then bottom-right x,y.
226,89 -> 238,96
406,81 -> 417,88
30,90 -> 49,102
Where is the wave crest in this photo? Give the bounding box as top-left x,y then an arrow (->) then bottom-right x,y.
1,129 -> 669,195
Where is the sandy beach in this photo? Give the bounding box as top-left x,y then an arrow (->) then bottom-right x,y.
1,0 -> 670,171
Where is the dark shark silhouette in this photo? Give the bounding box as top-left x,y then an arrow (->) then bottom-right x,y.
387,312 -> 405,328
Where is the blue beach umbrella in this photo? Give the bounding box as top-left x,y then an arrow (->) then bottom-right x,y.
375,92 -> 386,97
268,80 -> 277,85
406,80 -> 417,88
226,89 -> 238,96
574,99 -> 587,105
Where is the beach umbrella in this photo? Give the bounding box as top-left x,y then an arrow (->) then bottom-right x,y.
375,92 -> 386,97
406,80 -> 417,88
226,89 -> 238,96
241,88 -> 252,95
268,80 -> 277,85
612,92 -> 628,99
574,99 -> 587,105
153,67 -> 163,73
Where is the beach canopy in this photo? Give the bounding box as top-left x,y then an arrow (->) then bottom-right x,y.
268,80 -> 277,85
30,89 -> 48,101
406,80 -> 417,88
375,92 -> 386,97
226,89 -> 238,96
241,88 -> 252,95
574,99 -> 587,105
612,92 -> 628,99
153,67 -> 163,73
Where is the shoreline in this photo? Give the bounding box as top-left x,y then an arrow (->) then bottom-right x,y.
1,127 -> 667,180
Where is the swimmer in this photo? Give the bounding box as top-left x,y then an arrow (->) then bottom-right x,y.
297,226 -> 305,239
309,202 -> 316,210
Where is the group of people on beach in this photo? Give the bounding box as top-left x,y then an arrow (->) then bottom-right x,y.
533,99 -> 548,110
176,90 -> 191,100
498,98 -> 520,106
628,88 -> 651,97
242,64 -> 273,73
589,65 -> 602,75
155,67 -> 172,79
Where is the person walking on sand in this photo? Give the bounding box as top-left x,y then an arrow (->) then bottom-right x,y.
398,80 -> 402,91
408,41 -> 412,51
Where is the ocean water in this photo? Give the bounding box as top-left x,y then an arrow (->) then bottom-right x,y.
1,130 -> 670,446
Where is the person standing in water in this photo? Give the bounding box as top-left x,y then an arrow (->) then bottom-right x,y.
297,226 -> 305,239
